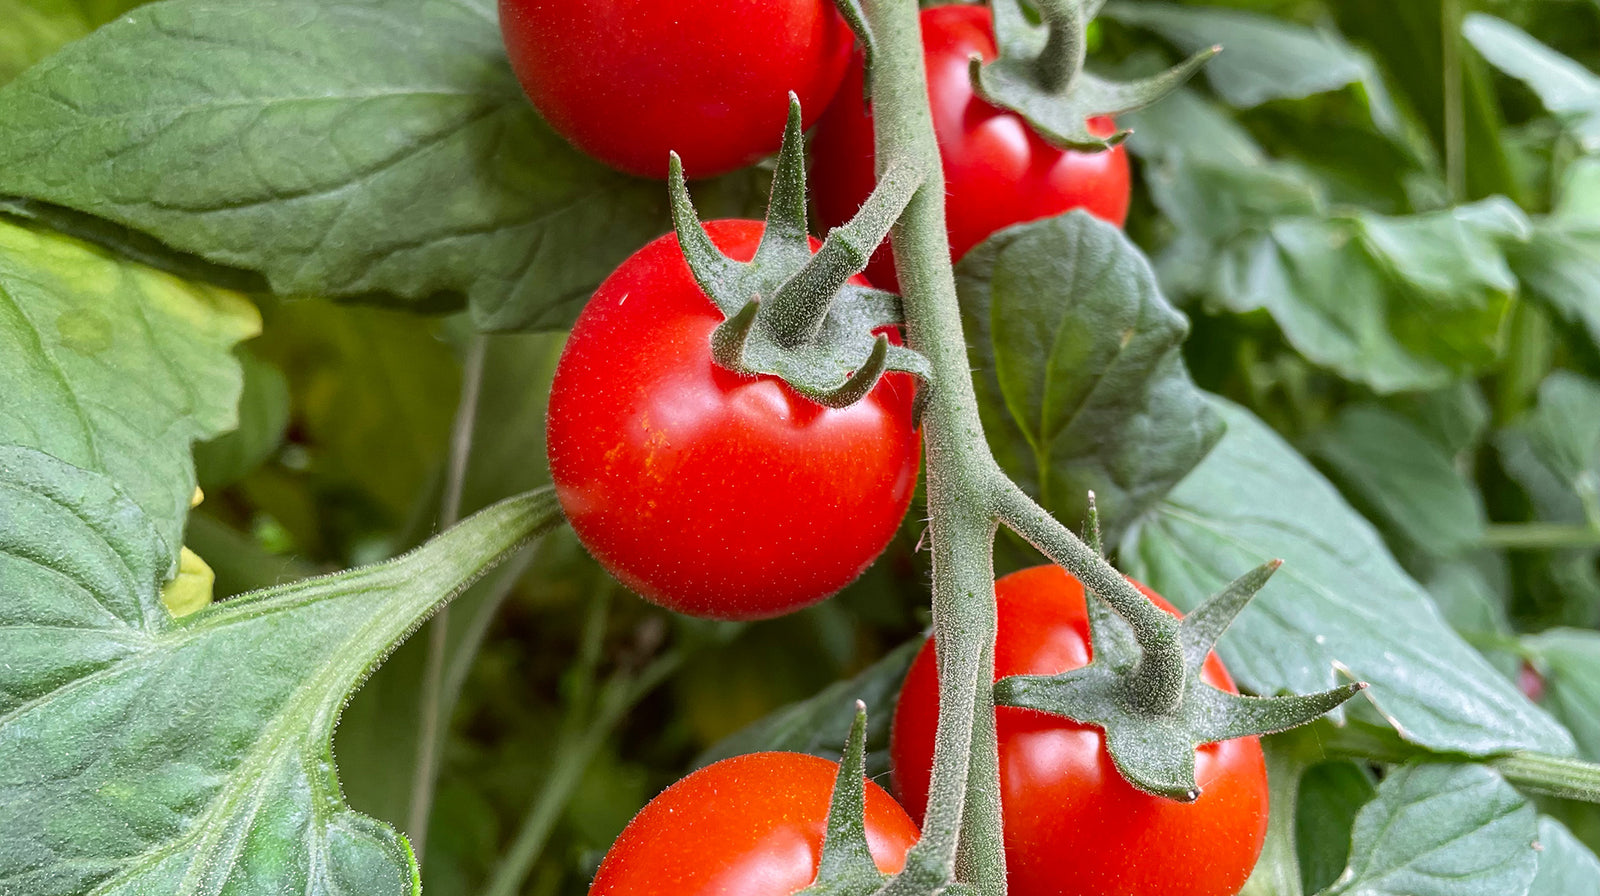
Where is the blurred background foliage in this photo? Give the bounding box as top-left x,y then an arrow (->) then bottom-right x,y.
9,0 -> 1599,891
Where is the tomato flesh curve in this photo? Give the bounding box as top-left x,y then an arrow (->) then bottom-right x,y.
546,219 -> 921,621
499,0 -> 855,179
810,3 -> 1131,289
891,565 -> 1268,896
589,752 -> 920,896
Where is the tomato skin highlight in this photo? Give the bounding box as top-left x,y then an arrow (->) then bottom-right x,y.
810,3 -> 1131,288
498,0 -> 855,179
890,565 -> 1268,896
589,752 -> 920,896
546,220 -> 920,620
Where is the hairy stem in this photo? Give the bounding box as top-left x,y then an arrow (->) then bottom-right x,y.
407,331 -> 489,861
1492,752 -> 1600,803
993,481 -> 1185,714
860,1 -> 1005,891
1032,0 -> 1088,92
1322,722 -> 1600,805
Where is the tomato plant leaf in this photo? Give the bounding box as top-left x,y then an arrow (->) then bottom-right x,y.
1311,405 -> 1488,560
1529,816 -> 1600,896
1495,372 -> 1600,527
193,349 -> 290,490
1319,762 -> 1538,896
1463,14 -> 1600,154
1129,92 -> 1526,393
0,445 -> 561,896
0,218 -> 256,558
1523,629 -> 1600,763
0,0 -> 688,331
1297,760 -> 1378,895
957,210 -> 1223,545
1105,1 -> 1367,108
1123,396 -> 1574,756
0,0 -> 146,85
1513,159 -> 1600,355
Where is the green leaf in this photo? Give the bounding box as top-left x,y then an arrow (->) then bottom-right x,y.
1130,91 -> 1524,392
1530,816 -> 1600,896
1297,761 -> 1378,895
1464,14 -> 1600,153
1214,202 -> 1522,394
693,639 -> 919,777
1123,396 -> 1573,756
1495,372 -> 1600,526
1513,159 -> 1600,354
1311,404 -> 1487,559
0,445 -> 561,896
1321,762 -> 1537,896
956,211 -> 1223,544
0,0 -> 678,331
193,348 -> 290,490
0,0 -> 145,85
0,217 -> 256,557
1523,628 -> 1600,763
1105,2 -> 1367,108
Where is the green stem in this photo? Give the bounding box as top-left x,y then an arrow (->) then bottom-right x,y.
955,638 -> 1007,894
1492,752 -> 1600,803
1481,522 -> 1600,550
407,332 -> 489,862
994,482 -> 1185,714
1032,0 -> 1088,92
766,159 -> 924,347
1320,722 -> 1600,805
1441,0 -> 1465,201
859,2 -> 1004,892
1239,739 -> 1307,896
859,1 -> 1192,887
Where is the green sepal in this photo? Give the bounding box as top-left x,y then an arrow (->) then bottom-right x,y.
832,0 -> 876,83
971,0 -> 1217,150
994,558 -> 1365,800
668,95 -> 932,410
793,702 -> 892,896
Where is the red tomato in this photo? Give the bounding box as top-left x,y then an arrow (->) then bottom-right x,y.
589,752 -> 920,896
546,219 -> 920,620
810,4 -> 1131,288
499,0 -> 855,179
891,565 -> 1268,896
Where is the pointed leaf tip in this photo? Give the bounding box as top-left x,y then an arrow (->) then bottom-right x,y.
1181,559 -> 1281,670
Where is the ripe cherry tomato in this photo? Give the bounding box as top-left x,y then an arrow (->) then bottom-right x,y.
499,0 -> 855,179
546,219 -> 920,620
589,752 -> 920,896
891,565 -> 1268,896
810,3 -> 1131,288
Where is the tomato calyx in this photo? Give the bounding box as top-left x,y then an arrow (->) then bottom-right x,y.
669,96 -> 933,410
794,701 -> 974,896
970,0 -> 1216,150
994,501 -> 1366,802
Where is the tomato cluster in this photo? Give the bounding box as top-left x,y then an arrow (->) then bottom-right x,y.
503,3 -> 1263,895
